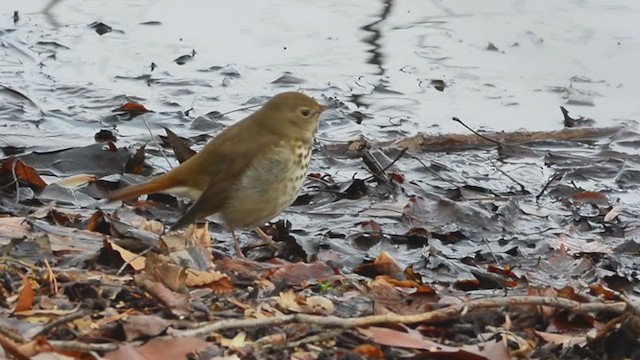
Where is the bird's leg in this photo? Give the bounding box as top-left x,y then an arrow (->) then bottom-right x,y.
230,227 -> 245,258
254,227 -> 274,243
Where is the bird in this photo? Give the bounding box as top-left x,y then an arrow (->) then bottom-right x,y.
107,92 -> 327,257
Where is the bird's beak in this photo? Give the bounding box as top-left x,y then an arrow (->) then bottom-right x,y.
316,104 -> 328,114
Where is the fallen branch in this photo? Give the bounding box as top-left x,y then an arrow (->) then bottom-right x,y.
42,295 -> 628,354
173,295 -> 626,338
326,126 -> 630,156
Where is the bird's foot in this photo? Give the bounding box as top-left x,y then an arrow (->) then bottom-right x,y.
246,227 -> 279,251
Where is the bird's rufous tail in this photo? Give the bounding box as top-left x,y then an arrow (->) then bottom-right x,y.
106,174 -> 179,202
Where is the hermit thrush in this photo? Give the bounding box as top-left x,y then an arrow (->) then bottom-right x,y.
107,92 -> 327,256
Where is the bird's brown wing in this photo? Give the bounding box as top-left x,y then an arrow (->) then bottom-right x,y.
170,122 -> 279,230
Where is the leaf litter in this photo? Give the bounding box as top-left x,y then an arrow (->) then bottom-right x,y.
3,106 -> 640,359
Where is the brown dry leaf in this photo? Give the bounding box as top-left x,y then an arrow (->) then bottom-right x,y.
352,344 -> 384,359
377,275 -> 436,295
277,289 -> 304,312
256,333 -> 287,347
132,216 -> 164,235
184,268 -> 233,293
112,102 -> 153,118
163,127 -> 197,164
359,326 -> 511,360
86,209 -> 107,232
134,275 -> 190,318
359,219 -> 383,238
14,274 -> 35,312
160,232 -> 188,252
49,209 -> 81,227
185,222 -> 211,249
570,191 -> 609,206
105,337 -> 208,360
29,206 -> 81,227
373,251 -> 402,274
104,239 -> 146,271
122,314 -> 172,341
124,145 -> 146,175
0,331 -> 29,360
589,284 -> 617,300
213,331 -> 248,349
0,157 -> 47,190
145,251 -> 232,292
145,252 -> 187,292
267,261 -> 335,285
534,330 -> 588,347
365,286 -> 402,315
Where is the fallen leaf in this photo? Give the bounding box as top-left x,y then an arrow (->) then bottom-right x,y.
105,337 -> 208,360
535,330 -> 588,347
134,275 -> 190,318
359,325 -> 511,360
277,290 -> 304,312
104,240 -> 146,271
122,314 -> 172,341
14,274 -> 35,312
0,157 -> 47,190
163,128 -> 196,163
124,145 -> 146,175
53,174 -> 97,189
112,102 -> 153,119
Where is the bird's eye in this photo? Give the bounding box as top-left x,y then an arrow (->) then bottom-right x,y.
298,108 -> 311,118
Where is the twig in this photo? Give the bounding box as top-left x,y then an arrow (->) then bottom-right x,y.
363,147 -> 408,183
35,310 -> 91,337
173,296 -> 626,338
12,158 -> 19,204
488,159 -> 527,193
43,258 -> 58,295
141,113 -> 174,170
362,149 -> 390,183
49,340 -> 120,352
452,117 -> 505,146
0,326 -> 25,345
217,103 -> 262,118
480,238 -> 499,264
407,154 -> 459,187
535,171 -> 563,202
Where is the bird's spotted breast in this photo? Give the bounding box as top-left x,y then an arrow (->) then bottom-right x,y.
221,139 -> 313,228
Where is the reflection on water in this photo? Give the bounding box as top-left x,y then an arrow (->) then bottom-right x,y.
361,0 -> 393,76
1,0 -> 639,155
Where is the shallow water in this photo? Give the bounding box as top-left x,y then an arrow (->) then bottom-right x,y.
2,0 -> 640,156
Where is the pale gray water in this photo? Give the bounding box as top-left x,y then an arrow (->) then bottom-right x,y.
1,0 -> 639,150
